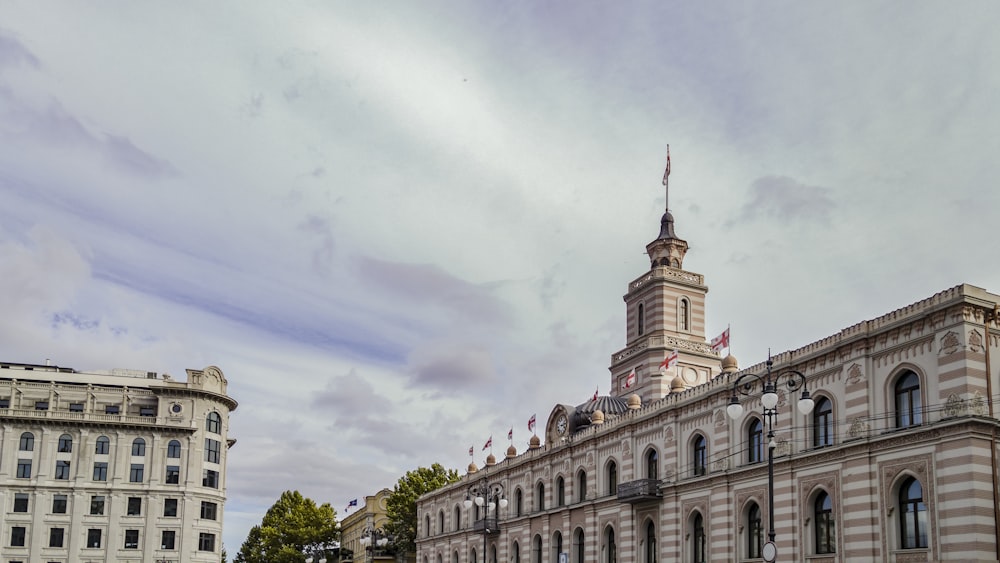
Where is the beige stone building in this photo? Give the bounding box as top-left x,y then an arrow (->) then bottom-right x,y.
341,488 -> 395,563
0,362 -> 237,562
415,183 -> 1000,562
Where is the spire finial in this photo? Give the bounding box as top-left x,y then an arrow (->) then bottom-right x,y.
661,145 -> 671,212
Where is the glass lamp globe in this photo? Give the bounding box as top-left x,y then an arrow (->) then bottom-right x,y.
499,497 -> 509,509
726,399 -> 743,420
798,392 -> 815,414
761,387 -> 779,410
474,495 -> 485,507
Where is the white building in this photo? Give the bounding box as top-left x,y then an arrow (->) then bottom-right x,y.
0,362 -> 237,563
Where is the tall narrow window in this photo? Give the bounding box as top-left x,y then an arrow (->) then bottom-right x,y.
577,470 -> 587,502
692,513 -> 706,563
532,535 -> 542,563
815,491 -> 835,554
552,531 -> 563,563
693,434 -> 707,476
557,476 -> 566,506
645,521 -> 657,563
205,438 -> 221,463
605,527 -> 616,563
895,372 -> 922,428
573,528 -> 585,563
637,304 -> 645,336
747,503 -> 763,559
207,412 -> 222,434
748,419 -> 764,464
607,461 -> 618,496
512,542 -> 520,563
899,477 -> 928,549
536,483 -> 545,511
813,397 -> 833,447
454,505 -> 461,530
515,489 -> 523,516
646,449 -> 658,480
680,298 -> 690,331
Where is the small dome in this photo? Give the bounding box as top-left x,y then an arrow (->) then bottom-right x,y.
671,374 -> 686,390
506,444 -> 517,458
529,435 -> 541,449
591,410 -> 605,424
467,461 -> 479,474
627,393 -> 641,410
721,354 -> 739,374
486,454 -> 496,466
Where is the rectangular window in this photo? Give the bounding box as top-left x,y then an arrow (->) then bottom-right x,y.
199,532 -> 216,552
166,465 -> 180,484
90,495 -> 105,515
129,463 -> 144,483
139,406 -> 156,416
161,530 -> 176,550
93,462 -> 108,481
69,402 -> 84,412
35,400 -> 49,410
105,404 -> 120,414
11,526 -> 26,547
203,469 -> 219,489
13,493 -> 28,512
87,528 -> 102,548
49,527 -> 64,548
16,459 -> 31,479
163,498 -> 178,517
124,529 -> 139,549
0,397 -> 9,408
55,460 -> 71,480
205,438 -> 221,463
201,501 -> 218,520
52,494 -> 67,514
127,497 -> 141,516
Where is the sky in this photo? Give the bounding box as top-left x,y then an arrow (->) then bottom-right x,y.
2,0 -> 999,554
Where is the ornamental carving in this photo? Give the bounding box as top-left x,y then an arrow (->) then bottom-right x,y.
846,363 -> 864,385
968,329 -> 984,353
664,426 -> 675,444
775,437 -> 790,457
622,440 -> 631,456
712,458 -> 729,472
940,331 -> 961,355
586,452 -> 594,468
714,410 -> 726,427
848,418 -> 870,439
944,392 -> 987,418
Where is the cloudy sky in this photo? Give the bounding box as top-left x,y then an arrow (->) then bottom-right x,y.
2,0 -> 999,553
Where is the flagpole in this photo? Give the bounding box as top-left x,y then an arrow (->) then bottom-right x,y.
662,144 -> 671,213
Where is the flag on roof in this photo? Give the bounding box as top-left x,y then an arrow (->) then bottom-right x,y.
507,427 -> 513,441
622,368 -> 636,389
711,327 -> 731,353
482,436 -> 492,451
345,498 -> 358,511
528,414 -> 536,432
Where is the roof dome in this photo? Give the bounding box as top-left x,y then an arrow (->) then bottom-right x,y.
671,374 -> 686,390
721,354 -> 739,374
627,393 -> 641,410
506,444 -> 517,458
529,435 -> 541,449
485,454 -> 496,466
467,461 -> 478,474
591,410 -> 605,424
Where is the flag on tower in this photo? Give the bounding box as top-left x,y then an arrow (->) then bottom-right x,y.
507,427 -> 513,441
528,414 -> 536,432
483,436 -> 492,451
659,350 -> 680,374
711,327 -> 731,353
662,145 -> 671,185
592,386 -> 599,401
622,368 -> 637,389
468,446 -> 474,457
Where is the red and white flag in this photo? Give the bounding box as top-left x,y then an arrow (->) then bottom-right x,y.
622,368 -> 636,389
591,387 -> 598,401
468,446 -> 473,457
528,414 -> 536,432
711,327 -> 731,353
482,436 -> 492,451
507,427 -> 513,441
659,350 -> 680,373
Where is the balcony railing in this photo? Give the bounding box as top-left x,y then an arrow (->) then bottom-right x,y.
0,408 -> 193,429
472,518 -> 500,534
617,479 -> 662,504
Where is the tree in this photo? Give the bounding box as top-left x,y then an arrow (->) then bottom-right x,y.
385,463 -> 462,554
234,490 -> 339,563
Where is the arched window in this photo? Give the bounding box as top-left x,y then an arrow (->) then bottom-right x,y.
895,371 -> 922,428
512,541 -> 520,563
437,554 -> 442,563
645,448 -> 658,480
607,460 -> 618,496
899,477 -> 928,549
532,534 -> 543,563
814,490 -> 835,554
452,551 -> 459,563
747,419 -> 763,464
490,544 -> 497,563
167,440 -> 182,458
424,514 -> 430,537
556,476 -> 566,506
438,510 -> 444,535
58,434 -> 73,453
454,505 -> 461,530
536,482 -> 545,511
637,303 -> 645,336
680,298 -> 690,331
515,488 -> 523,516
645,521 -> 657,563
95,436 -> 110,455
605,526 -> 616,563
207,412 -> 222,434
19,432 -> 34,451
813,397 -> 833,447
692,512 -> 706,563
131,438 -> 146,456
577,470 -> 587,502
552,531 -> 563,563
692,434 -> 707,476
746,502 -> 763,558
470,548 -> 477,563
573,528 -> 585,563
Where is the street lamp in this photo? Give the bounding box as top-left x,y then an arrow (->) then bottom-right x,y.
463,479 -> 507,563
726,355 -> 814,563
359,526 -> 390,563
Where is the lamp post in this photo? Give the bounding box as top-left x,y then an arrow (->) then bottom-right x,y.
359,526 -> 390,563
463,478 -> 507,563
726,356 -> 814,563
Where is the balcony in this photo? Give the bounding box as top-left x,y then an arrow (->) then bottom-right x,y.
0,408 -> 194,431
617,479 -> 662,504
471,518 -> 500,535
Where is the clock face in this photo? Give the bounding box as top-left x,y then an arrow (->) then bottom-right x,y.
556,415 -> 568,435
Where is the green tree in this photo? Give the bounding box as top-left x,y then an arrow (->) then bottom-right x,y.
234,490 -> 339,563
385,463 -> 461,554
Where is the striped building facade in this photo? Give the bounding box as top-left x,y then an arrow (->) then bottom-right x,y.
415,185 -> 1000,562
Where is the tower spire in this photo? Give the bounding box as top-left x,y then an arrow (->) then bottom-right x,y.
647,145 -> 688,269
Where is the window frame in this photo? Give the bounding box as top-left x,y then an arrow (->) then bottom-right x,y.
692,434 -> 707,477
131,437 -> 146,456
52,494 -> 68,514
746,502 -> 763,559
19,432 -> 34,451
207,411 -> 222,434
95,436 -> 110,455
895,371 -> 923,429
899,476 -> 928,549
813,397 -> 834,448
93,461 -> 108,481
57,433 -> 73,453
747,418 -> 764,464
814,490 -> 835,554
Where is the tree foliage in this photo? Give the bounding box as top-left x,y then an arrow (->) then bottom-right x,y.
385,463 -> 462,554
234,490 -> 339,563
